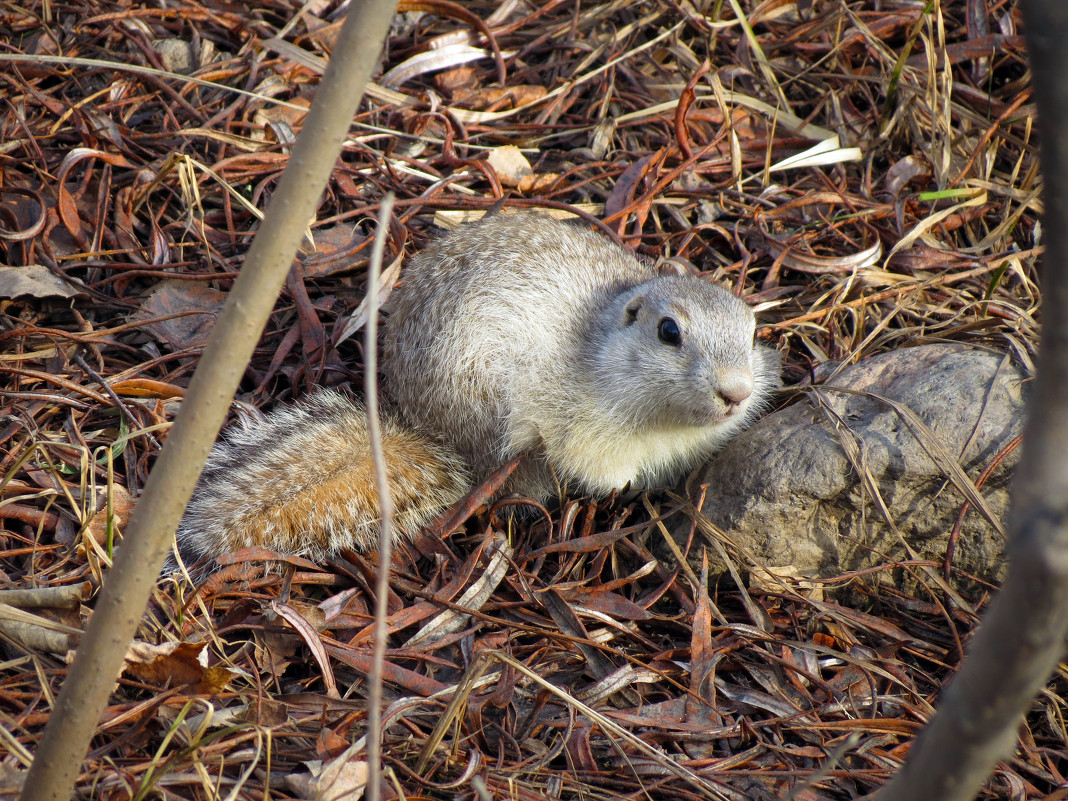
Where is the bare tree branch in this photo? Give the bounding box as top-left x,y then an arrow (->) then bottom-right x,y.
18,3 -> 399,799
875,2 -> 1068,799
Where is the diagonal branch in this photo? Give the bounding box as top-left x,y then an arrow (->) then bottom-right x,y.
875,2 -> 1068,799
18,2 -> 399,799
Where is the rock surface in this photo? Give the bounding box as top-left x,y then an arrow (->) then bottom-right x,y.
683,344 -> 1027,591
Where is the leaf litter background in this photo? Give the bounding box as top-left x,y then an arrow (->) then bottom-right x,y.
0,1 -> 1056,799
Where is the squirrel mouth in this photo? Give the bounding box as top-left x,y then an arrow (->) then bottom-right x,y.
708,397 -> 750,423
682,403 -> 738,426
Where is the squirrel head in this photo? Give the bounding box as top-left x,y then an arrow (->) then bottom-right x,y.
589,275 -> 774,432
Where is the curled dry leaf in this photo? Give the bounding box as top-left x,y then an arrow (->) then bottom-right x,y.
270,601 -> 340,699
108,378 -> 186,399
757,198 -> 884,274
404,533 -> 512,647
0,602 -> 82,655
55,147 -> 133,248
0,582 -> 91,610
379,43 -> 496,89
253,96 -> 311,143
0,186 -> 47,243
885,155 -> 933,196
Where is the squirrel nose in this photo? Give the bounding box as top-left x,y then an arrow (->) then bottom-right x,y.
717,371 -> 754,407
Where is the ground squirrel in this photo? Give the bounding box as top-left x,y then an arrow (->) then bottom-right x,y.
169,213 -> 779,575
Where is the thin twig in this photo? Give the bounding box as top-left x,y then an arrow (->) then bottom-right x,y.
364,192 -> 396,801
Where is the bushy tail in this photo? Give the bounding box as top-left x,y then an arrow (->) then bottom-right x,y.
162,391 -> 470,578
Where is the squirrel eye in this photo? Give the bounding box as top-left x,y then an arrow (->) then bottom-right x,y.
658,317 -> 682,346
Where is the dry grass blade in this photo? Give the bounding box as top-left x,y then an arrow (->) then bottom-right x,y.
421,650 -> 732,800
404,533 -> 511,647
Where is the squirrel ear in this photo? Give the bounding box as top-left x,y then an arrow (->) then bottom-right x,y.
624,297 -> 643,325
655,256 -> 698,277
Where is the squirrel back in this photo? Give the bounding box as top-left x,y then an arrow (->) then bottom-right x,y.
383,214 -> 779,499
168,214 -> 778,576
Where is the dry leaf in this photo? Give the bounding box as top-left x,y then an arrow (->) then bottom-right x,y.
123,641 -> 234,695
0,602 -> 82,655
151,38 -> 195,74
435,65 -> 479,94
256,629 -> 300,677
133,280 -> 226,350
85,484 -> 135,547
253,96 -> 311,142
108,378 -> 186,399
233,698 -> 291,727
0,265 -> 84,300
485,145 -> 532,187
454,84 -> 548,110
301,224 -> 369,279
333,251 -> 403,345
565,588 -> 651,621
517,172 -> 560,194
286,751 -> 368,801
176,698 -> 291,735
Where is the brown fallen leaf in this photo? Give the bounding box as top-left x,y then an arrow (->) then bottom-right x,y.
435,65 -> 479,94
253,96 -> 311,142
122,641 -> 234,695
563,587 -> 651,621
301,224 -> 370,279
270,600 -> 340,699
233,698 -> 291,727
517,172 -> 560,194
453,84 -> 548,110
485,145 -> 532,187
132,280 -> 226,351
108,378 -> 186,399
85,484 -> 136,548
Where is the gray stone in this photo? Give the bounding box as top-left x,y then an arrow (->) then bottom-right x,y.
686,344 -> 1027,591
152,39 -> 195,74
